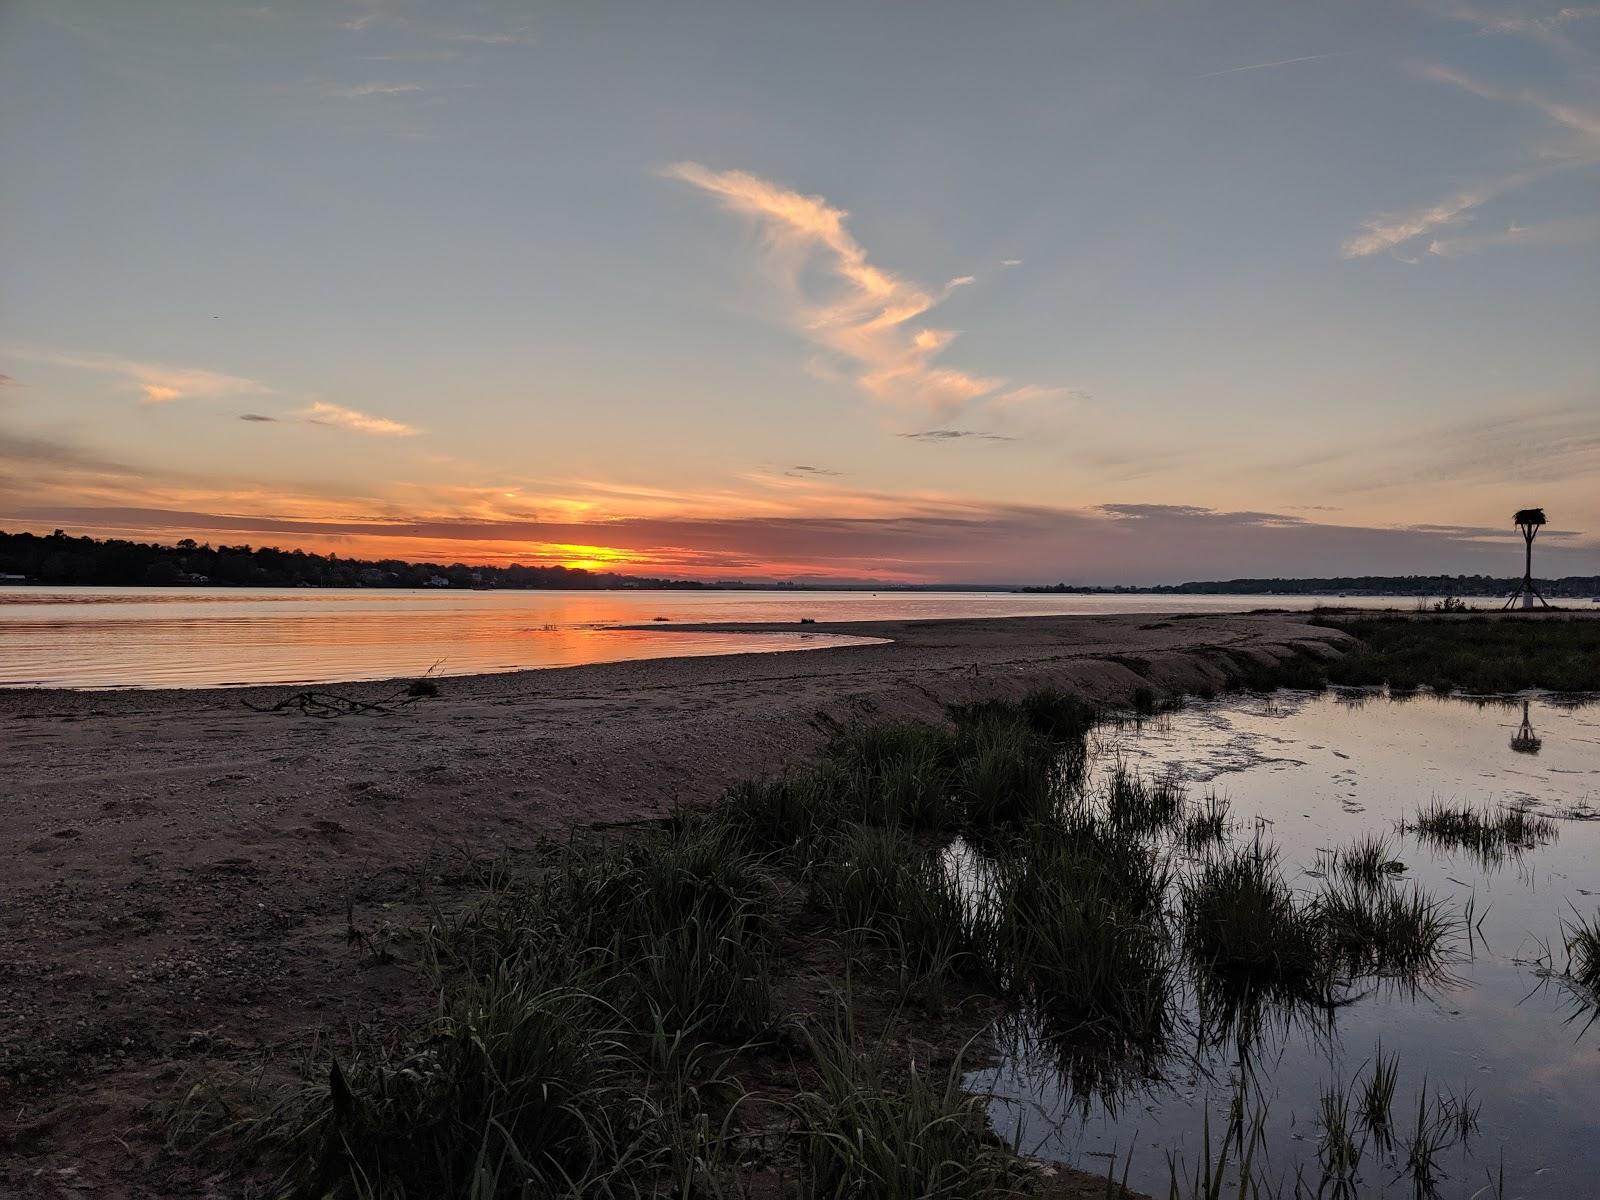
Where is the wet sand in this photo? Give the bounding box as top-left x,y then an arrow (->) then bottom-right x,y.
0,611 -> 1345,1197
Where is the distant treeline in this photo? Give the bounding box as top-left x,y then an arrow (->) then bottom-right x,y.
0,529 -> 709,590
1023,575 -> 1600,597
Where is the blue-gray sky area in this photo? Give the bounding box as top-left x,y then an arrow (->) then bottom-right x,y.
2,1 -> 1596,582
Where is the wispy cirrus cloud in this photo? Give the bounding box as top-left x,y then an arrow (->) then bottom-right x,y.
338,1 -> 535,45
1342,39 -> 1600,259
324,81 -> 425,98
1431,2 -> 1600,51
1341,170 -> 1542,258
1429,210 -> 1600,255
299,399 -> 419,436
666,163 -> 1076,433
1416,61 -> 1600,140
4,345 -> 269,404
4,347 -> 412,435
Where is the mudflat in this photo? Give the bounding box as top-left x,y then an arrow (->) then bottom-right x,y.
0,611 -> 1343,1197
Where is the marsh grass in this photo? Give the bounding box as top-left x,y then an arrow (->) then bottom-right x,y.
1181,795 -> 1230,851
805,823 -> 989,988
1333,833 -> 1405,887
796,1018 -> 1027,1199
713,768 -> 846,859
1221,647 -> 1332,695
1317,1081 -> 1362,1196
1103,765 -> 1185,834
824,722 -> 960,830
988,817 -> 1175,1044
1400,801 -> 1558,865
1356,1044 -> 1399,1151
1317,878 -> 1453,982
1313,615 -> 1600,694
216,968 -> 649,1199
1163,1101 -> 1276,1200
954,717 -> 1062,827
1561,907 -> 1600,1000
1180,843 -> 1325,998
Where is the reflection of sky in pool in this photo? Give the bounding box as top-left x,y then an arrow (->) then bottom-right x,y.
968,690 -> 1600,1199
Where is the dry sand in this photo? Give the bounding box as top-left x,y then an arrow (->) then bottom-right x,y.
0,611 -> 1346,1197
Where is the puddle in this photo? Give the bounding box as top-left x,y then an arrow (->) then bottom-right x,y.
967,689 -> 1600,1198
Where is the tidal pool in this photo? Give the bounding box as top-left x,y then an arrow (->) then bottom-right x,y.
968,690 -> 1600,1199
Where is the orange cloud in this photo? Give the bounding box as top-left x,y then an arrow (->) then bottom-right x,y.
299,400 -> 419,436
4,345 -> 269,404
666,163 -> 1071,430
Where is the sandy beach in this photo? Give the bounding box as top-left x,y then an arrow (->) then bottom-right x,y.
0,612 -> 1345,1196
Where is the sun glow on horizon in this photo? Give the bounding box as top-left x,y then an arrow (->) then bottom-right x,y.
542,543 -> 640,571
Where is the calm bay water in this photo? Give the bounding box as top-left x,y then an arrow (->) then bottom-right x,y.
0,586 -> 1427,690
969,691 -> 1600,1199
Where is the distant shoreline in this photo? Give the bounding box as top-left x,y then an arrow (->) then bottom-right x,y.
5,579 -> 1598,598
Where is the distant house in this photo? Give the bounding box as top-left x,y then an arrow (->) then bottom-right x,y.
177,572 -> 209,585
0,572 -> 28,585
424,575 -> 451,588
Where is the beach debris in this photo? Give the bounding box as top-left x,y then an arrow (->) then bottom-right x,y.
245,662 -> 444,718
243,684 -> 431,719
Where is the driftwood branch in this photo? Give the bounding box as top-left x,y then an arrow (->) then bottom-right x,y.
243,663 -> 445,719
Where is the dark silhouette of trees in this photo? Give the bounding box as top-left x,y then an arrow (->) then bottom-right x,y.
0,529 -> 708,590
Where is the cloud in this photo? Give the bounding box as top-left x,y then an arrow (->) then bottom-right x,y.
442,29 -> 535,45
1429,211 -> 1600,255
299,400 -> 419,436
1100,503 -> 1307,528
338,1 -> 536,45
325,81 -> 425,98
239,412 -> 279,422
666,163 -> 1071,430
1000,259 -> 1023,267
1342,53 -> 1600,259
1342,171 -> 1539,257
1431,2 -> 1600,52
0,431 -> 141,476
1259,401 -> 1600,499
786,464 -> 842,477
3,345 -> 269,404
9,497 -> 1590,585
900,429 -> 1017,442
1416,62 -> 1600,140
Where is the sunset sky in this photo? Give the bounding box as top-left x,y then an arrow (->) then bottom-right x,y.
2,1 -> 1597,583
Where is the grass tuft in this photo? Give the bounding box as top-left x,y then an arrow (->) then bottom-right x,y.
1181,795 -> 1230,851
1401,801 -> 1558,865
1317,878 -> 1453,981
1563,908 -> 1600,994
1334,833 -> 1405,888
796,1018 -> 1026,1199
1180,842 -> 1324,997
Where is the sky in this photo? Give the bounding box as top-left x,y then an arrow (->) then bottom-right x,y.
1,0 -> 1597,584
